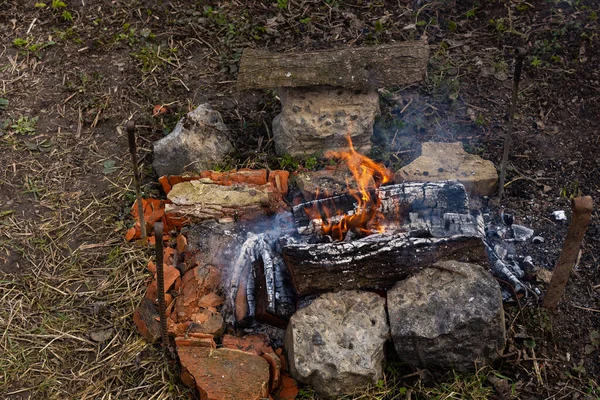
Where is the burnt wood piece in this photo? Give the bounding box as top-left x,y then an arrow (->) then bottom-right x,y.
283,234 -> 488,296
294,181 -> 473,235
253,259 -> 288,329
237,42 -> 429,91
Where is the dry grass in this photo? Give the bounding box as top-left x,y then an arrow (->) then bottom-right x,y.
0,49 -> 188,397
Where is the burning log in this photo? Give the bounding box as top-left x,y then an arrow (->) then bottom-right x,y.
286,181 -> 487,296
294,182 -> 475,237
283,234 -> 488,296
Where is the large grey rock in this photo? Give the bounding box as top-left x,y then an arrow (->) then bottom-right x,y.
284,290 -> 389,398
153,104 -> 232,177
272,86 -> 379,156
388,261 -> 506,371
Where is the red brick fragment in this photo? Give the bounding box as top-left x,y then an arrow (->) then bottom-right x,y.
268,170 -> 290,196
144,264 -> 180,304
133,298 -> 161,343
176,234 -> 188,253
262,349 -> 282,392
197,293 -> 224,309
222,334 -> 269,356
175,334 -> 216,348
278,373 -> 299,400
177,347 -> 270,400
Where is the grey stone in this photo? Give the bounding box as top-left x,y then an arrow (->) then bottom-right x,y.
284,290 -> 389,397
272,86 -> 379,156
153,104 -> 232,177
388,261 -> 506,371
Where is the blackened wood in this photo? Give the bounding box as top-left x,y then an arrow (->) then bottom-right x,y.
283,235 -> 488,296
253,259 -> 288,329
237,42 -> 429,91
543,196 -> 593,310
293,182 -> 471,235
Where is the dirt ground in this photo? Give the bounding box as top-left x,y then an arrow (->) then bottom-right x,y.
0,0 -> 598,399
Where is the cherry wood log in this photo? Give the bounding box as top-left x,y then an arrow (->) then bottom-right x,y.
283,234 -> 488,296
237,42 -> 429,91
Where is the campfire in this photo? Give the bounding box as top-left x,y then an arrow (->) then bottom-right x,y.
304,136 -> 393,241
129,125 -> 586,398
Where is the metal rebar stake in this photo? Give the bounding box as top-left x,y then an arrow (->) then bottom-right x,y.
154,222 -> 169,348
498,48 -> 526,200
126,120 -> 147,240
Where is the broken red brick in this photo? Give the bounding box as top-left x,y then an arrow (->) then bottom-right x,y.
125,226 -> 137,242
197,293 -> 224,309
174,265 -> 222,326
180,370 -> 196,389
177,347 -> 270,400
175,334 -> 216,348
236,168 -> 268,185
133,297 -> 161,343
144,264 -> 180,304
167,318 -> 188,336
147,261 -> 157,275
176,234 -> 188,253
278,373 -> 299,400
268,170 -> 290,196
188,313 -> 224,336
262,349 -> 282,392
222,334 -> 270,356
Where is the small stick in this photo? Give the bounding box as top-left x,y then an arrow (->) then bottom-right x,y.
498,48 -> 526,200
543,196 -> 593,310
126,120 -> 147,240
154,222 -> 169,348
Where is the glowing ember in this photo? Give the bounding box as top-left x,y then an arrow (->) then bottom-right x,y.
305,136 -> 393,241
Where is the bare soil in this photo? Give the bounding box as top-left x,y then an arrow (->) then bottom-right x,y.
0,0 -> 598,399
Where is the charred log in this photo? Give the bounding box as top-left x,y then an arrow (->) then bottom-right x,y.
283,234 -> 488,296
229,232 -> 297,328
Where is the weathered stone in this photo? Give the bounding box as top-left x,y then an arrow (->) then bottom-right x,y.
394,142 -> 498,197
284,290 -> 389,397
153,104 -> 232,177
387,260 -> 506,372
272,86 -> 380,156
133,297 -> 161,344
177,346 -> 270,400
165,180 -> 287,222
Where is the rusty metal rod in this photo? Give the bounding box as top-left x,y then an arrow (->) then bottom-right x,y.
154,222 -> 170,347
498,48 -> 526,200
543,196 -> 593,310
126,120 -> 147,240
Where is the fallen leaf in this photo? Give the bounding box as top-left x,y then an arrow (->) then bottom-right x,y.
103,160 -> 118,174
536,268 -> 553,284
0,98 -> 8,109
90,328 -> 114,342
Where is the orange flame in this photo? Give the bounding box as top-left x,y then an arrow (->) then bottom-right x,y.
305,136 -> 393,241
